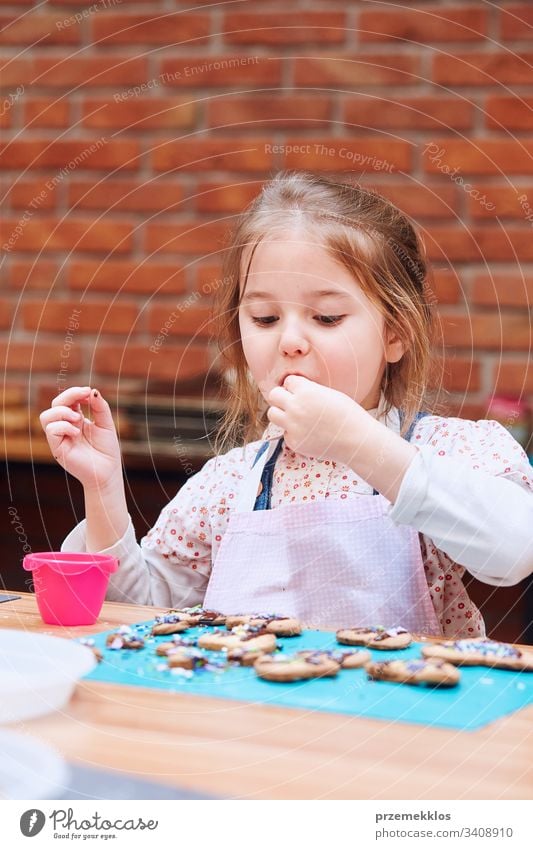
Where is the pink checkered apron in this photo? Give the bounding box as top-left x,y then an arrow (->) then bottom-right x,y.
203,438 -> 440,634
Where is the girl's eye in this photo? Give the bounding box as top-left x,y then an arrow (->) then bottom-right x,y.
315,315 -> 345,325
251,316 -> 278,325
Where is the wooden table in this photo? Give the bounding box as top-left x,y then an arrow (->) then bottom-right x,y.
1,594 -> 532,800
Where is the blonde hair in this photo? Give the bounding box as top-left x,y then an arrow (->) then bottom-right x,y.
213,171 -> 438,454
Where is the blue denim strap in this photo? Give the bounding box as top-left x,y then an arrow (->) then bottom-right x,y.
253,439 -> 284,511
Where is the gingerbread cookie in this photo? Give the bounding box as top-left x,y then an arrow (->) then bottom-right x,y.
198,624 -> 277,654
254,651 -> 341,682
365,658 -> 460,687
422,638 -> 533,671
151,613 -> 191,636
106,626 -> 145,650
225,614 -> 302,636
337,625 -> 412,650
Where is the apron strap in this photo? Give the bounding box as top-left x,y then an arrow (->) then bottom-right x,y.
254,438 -> 284,511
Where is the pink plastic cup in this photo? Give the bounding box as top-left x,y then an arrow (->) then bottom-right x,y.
23,552 -> 119,626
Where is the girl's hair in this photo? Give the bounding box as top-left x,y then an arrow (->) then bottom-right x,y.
213,170 -> 438,454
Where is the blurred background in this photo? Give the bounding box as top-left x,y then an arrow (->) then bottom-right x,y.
1,0 -> 532,640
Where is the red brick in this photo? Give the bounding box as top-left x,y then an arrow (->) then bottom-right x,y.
81,98 -> 196,130
223,11 -> 347,45
371,182 -> 458,220
294,55 -> 420,87
148,305 -> 215,339
471,274 -> 533,307
0,13 -> 81,44
471,227 -> 533,260
144,220 -> 228,255
67,261 -> 187,295
3,218 -> 133,254
493,360 -> 533,394
0,298 -> 13,329
0,342 -> 82,372
22,300 -> 139,335
94,344 -> 208,380
24,97 -> 70,128
486,96 -> 533,130
436,355 -> 482,392
92,13 -> 209,44
207,96 -> 332,130
359,7 -> 487,42
196,181 -> 262,213
151,140 -> 274,173
281,139 -> 411,173
193,263 -> 224,291
439,312 -> 532,350
159,55 -> 282,88
68,180 -> 184,212
8,260 -> 61,290
425,228 -> 484,262
467,185 -> 533,219
0,105 -> 12,128
430,269 -> 463,304
7,179 -> 59,210
422,139 -> 533,175
344,97 -> 473,131
428,225 -> 533,262
29,55 -> 148,88
500,4 -> 533,39
433,52 -> 533,85
0,139 -> 140,171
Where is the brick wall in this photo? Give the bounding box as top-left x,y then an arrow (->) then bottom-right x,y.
2,0 -> 533,422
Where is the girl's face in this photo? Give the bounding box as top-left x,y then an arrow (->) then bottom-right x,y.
238,232 -> 405,410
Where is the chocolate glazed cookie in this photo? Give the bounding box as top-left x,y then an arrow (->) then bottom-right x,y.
336,625 -> 412,650
366,658 -> 460,687
422,638 -> 533,671
225,614 -> 302,636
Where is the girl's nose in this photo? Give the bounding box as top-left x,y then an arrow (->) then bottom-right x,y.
278,324 -> 310,357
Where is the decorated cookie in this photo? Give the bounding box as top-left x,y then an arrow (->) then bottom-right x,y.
198,624 -> 277,654
151,613 -> 191,636
336,625 -> 412,650
254,651 -> 341,682
297,648 -> 371,669
422,638 -> 533,671
155,635 -> 198,657
226,646 -> 271,666
365,658 -> 460,687
166,648 -> 209,671
225,614 -> 302,636
105,626 -> 145,650
167,606 -> 226,626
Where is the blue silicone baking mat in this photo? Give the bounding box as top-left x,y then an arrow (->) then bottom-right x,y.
79,620 -> 533,731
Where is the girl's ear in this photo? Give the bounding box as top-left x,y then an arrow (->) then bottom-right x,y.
384,325 -> 406,364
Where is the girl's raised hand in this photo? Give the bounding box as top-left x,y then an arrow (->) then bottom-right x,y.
267,375 -> 365,462
40,386 -> 122,491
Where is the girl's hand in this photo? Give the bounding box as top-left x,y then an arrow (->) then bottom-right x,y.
267,375 -> 366,462
40,386 -> 122,491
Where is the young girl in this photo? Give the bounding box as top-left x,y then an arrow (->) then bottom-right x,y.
40,172 -> 533,637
